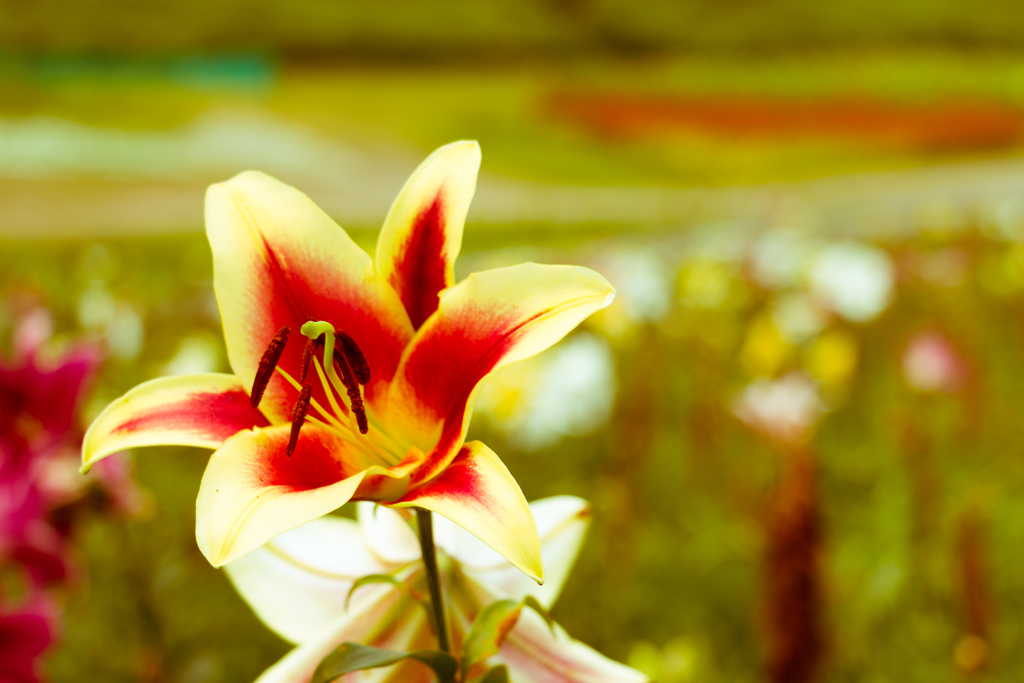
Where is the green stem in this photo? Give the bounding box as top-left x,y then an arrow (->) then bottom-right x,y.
416,508 -> 451,655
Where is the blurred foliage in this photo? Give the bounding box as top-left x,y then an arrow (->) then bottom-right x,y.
9,53 -> 1024,193
7,0 -> 1024,56
5,220 -> 1024,681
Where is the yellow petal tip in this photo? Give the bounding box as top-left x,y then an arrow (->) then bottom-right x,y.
449,139 -> 480,152
603,289 -> 617,308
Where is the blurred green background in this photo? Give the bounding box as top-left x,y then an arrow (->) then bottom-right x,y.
5,2 -> 1024,682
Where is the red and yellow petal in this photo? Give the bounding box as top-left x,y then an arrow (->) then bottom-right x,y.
390,441 -> 542,583
375,141 -> 481,329
387,263 -> 615,479
205,171 -> 413,422
196,422 -> 378,566
81,373 -> 269,473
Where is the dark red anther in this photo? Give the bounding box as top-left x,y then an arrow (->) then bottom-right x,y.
299,336 -> 323,385
335,332 -> 370,385
334,349 -> 369,434
251,326 -> 290,409
287,384 -> 312,457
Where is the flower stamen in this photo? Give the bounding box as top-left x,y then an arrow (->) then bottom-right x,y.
333,346 -> 369,434
287,384 -> 312,457
251,326 -> 290,409
335,332 -> 370,386
299,336 -> 322,385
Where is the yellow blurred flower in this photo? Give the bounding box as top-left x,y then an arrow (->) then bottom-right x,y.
806,330 -> 858,387
740,314 -> 790,378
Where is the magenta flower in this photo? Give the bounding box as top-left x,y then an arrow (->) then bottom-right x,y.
0,596 -> 56,683
0,307 -> 132,682
0,308 -> 102,586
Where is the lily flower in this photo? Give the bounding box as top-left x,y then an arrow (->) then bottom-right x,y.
81,142 -> 615,579
225,496 -> 649,683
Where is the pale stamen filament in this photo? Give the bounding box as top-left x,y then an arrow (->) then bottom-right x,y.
304,415 -> 399,467
275,366 -> 346,432
310,356 -> 348,424
277,365 -> 400,466
361,410 -> 409,457
300,321 -> 349,405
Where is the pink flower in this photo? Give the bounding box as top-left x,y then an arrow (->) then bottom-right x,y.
0,596 -> 56,683
0,309 -> 102,587
902,331 -> 966,393
0,306 -> 135,681
1,310 -> 100,483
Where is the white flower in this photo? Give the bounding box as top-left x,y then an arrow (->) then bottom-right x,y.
733,373 -> 824,444
809,243 -> 894,323
225,498 -> 648,683
477,333 -> 617,451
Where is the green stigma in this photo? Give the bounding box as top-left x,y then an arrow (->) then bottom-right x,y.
300,320 -> 342,405
300,320 -> 336,341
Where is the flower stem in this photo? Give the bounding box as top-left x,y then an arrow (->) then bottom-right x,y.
416,508 -> 451,655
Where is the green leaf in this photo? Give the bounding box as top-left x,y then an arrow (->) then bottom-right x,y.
344,574 -> 403,609
520,595 -> 554,630
344,573 -> 437,633
474,665 -> 511,683
462,599 -> 521,674
311,642 -> 458,683
461,595 -> 555,677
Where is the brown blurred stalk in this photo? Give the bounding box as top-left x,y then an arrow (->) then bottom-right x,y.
954,506 -> 991,677
765,446 -> 822,683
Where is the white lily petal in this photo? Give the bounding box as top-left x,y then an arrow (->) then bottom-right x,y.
357,502 -> 423,565
499,609 -> 649,683
460,574 -> 647,683
459,496 -> 591,608
225,516 -> 390,644
254,582 -> 424,683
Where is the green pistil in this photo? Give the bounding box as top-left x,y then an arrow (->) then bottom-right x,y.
300,320 -> 345,400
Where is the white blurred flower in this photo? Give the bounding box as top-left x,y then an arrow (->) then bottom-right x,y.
225,498 -> 648,683
770,293 -> 827,344
902,331 -> 965,393
476,333 -> 616,451
810,243 -> 894,323
77,282 -> 117,330
981,197 -> 1024,241
161,334 -> 222,376
105,305 -> 144,361
76,282 -> 144,360
733,372 -> 823,444
602,250 -> 672,324
750,231 -> 817,290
